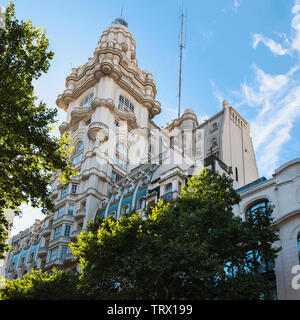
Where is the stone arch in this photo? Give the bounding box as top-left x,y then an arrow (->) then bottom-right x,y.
241,194 -> 272,214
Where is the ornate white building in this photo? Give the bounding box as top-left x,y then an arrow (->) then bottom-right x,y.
4,18 -> 300,300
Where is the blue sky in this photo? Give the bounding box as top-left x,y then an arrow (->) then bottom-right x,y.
2,0 -> 300,235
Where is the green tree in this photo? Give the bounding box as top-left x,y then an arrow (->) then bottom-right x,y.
0,3 -> 73,258
71,168 -> 280,300
0,269 -> 81,300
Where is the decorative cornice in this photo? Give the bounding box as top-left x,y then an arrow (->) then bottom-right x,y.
56,40 -> 160,118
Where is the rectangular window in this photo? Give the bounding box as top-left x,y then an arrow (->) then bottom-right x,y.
64,225 -> 71,237
81,92 -> 94,108
68,204 -> 74,216
71,184 -> 77,194
61,246 -> 68,259
118,95 -> 134,113
54,226 -> 61,239
170,136 -> 174,149
112,171 -> 121,182
50,248 -> 57,261
61,186 -> 68,198
115,154 -> 128,171
58,206 -> 65,218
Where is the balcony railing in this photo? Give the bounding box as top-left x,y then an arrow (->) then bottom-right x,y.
70,229 -> 82,240
38,246 -> 48,258
41,227 -> 52,237
74,209 -> 86,220
204,155 -> 228,173
44,258 -> 64,270
118,104 -> 134,114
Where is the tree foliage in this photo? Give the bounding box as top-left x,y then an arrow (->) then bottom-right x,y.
0,269 -> 81,300
70,168 -> 280,300
0,2 -> 74,258
0,169 -> 280,300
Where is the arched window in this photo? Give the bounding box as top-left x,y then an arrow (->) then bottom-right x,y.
19,257 -> 25,267
29,252 -> 35,263
113,193 -> 119,201
165,183 -> 173,193
72,141 -> 84,165
122,205 -> 130,215
211,138 -> 218,148
142,176 -> 148,185
74,141 -> 84,154
138,198 -> 146,210
80,92 -> 94,108
163,183 -> 173,202
245,200 -> 274,276
246,200 -> 270,221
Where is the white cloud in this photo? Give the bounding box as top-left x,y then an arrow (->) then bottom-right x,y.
239,65 -> 300,177
232,0 -> 300,177
252,34 -> 290,56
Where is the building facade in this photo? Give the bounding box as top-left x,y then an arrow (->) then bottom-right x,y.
4,18 -> 300,300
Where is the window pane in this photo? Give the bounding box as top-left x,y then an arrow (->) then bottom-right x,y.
61,246 -> 67,259
71,184 -> 77,194
61,186 -> 68,198
64,225 -> 71,237
72,152 -> 83,165
58,206 -> 65,217
68,204 -> 74,215
75,142 -> 84,154
50,248 -> 57,261
54,226 -> 61,239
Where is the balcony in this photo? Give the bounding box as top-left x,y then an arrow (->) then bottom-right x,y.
70,229 -> 82,240
63,251 -> 77,266
44,258 -> 64,270
74,209 -> 86,220
41,227 -> 52,238
48,236 -> 70,249
52,213 -> 74,227
26,260 -> 37,269
22,242 -> 30,250
204,155 -> 228,173
50,190 -> 58,199
87,122 -> 109,141
38,246 -> 48,258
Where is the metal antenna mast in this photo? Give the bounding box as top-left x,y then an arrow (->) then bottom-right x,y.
178,3 -> 186,119
120,4 -> 124,18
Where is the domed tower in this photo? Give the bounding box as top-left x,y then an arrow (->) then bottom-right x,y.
49,18 -> 162,261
